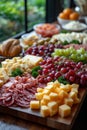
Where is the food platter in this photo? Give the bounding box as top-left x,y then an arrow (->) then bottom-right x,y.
0,23 -> 87,130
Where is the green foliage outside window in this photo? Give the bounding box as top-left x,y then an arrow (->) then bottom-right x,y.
0,0 -> 45,42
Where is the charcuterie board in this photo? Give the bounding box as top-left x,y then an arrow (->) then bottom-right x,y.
0,88 -> 86,130
0,26 -> 87,130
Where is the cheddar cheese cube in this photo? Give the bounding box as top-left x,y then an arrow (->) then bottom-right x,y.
37,88 -> 43,93
40,105 -> 50,117
69,91 -> 77,100
71,88 -> 78,94
58,90 -> 68,100
53,80 -> 60,88
40,99 -> 47,106
48,101 -> 58,116
64,98 -> 73,107
59,104 -> 71,118
60,84 -> 71,92
49,92 -> 58,101
30,100 -> 40,109
43,89 -> 50,95
43,95 -> 50,104
35,92 -> 43,100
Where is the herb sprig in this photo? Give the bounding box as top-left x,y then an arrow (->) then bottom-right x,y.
11,68 -> 23,77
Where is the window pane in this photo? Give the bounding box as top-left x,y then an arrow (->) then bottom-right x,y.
60,0 -> 70,8
28,0 -> 46,29
0,0 -> 25,42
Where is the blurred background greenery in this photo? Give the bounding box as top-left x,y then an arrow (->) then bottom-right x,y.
0,0 -> 45,42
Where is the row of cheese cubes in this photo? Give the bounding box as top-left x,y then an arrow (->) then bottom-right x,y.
30,81 -> 80,118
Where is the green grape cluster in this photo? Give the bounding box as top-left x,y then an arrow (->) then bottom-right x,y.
52,47 -> 87,63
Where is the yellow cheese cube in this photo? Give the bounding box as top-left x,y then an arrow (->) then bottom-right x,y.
71,88 -> 78,94
40,99 -> 47,106
60,84 -> 71,92
40,105 -> 50,117
59,104 -> 71,118
45,84 -> 54,91
69,91 -> 77,100
30,100 -> 40,109
49,92 -> 58,101
71,84 -> 79,89
47,82 -> 54,86
53,80 -> 60,88
55,87 -> 61,94
37,88 -> 43,92
35,93 -> 43,100
43,95 -> 50,104
64,98 -> 73,107
43,89 -> 50,95
58,90 -> 68,100
48,101 -> 58,116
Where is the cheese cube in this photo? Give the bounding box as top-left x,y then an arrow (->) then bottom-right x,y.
71,88 -> 78,94
43,95 -> 50,104
37,88 -> 43,92
40,99 -> 47,106
71,84 -> 79,89
53,80 -> 60,88
50,92 -> 58,101
48,101 -> 58,116
60,84 -> 71,92
45,84 -> 54,91
40,106 -> 50,117
58,90 -> 68,100
59,104 -> 71,118
35,93 -> 43,100
69,91 -> 77,100
43,89 -> 50,95
55,87 -> 61,94
64,98 -> 73,107
30,100 -> 40,109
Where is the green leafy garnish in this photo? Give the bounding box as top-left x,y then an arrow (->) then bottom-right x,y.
31,66 -> 42,78
11,68 -> 23,77
62,39 -> 80,45
32,66 -> 41,72
71,40 -> 80,44
32,71 -> 39,78
58,76 -> 69,85
62,40 -> 69,45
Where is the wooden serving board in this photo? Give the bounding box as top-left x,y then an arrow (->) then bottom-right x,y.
0,88 -> 87,130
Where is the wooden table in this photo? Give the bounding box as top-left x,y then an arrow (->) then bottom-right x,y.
0,95 -> 87,130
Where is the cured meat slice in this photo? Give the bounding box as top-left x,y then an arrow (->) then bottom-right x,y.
0,74 -> 39,108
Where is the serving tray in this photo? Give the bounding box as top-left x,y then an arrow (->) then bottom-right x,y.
0,88 -> 86,130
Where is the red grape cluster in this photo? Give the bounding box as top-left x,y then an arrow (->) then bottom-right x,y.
37,57 -> 87,86
25,43 -> 63,58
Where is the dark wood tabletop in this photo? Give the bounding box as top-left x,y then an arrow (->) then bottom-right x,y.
0,95 -> 87,130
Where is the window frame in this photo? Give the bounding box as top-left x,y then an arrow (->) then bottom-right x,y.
13,0 -> 62,39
